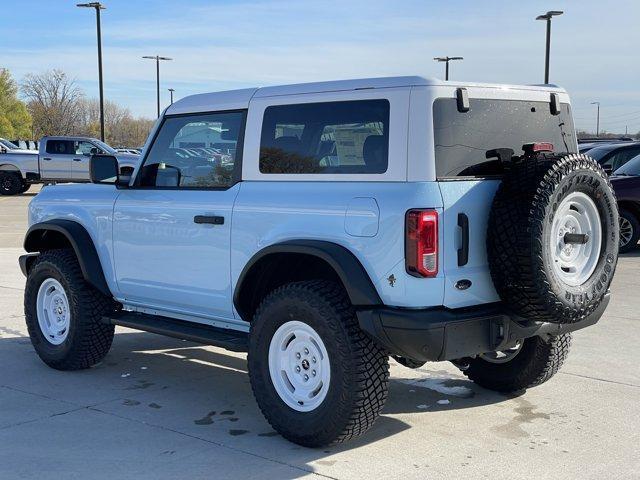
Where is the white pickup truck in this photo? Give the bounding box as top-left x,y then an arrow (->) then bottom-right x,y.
0,136 -> 140,195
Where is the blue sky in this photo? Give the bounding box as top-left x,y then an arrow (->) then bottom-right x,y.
1,0 -> 639,133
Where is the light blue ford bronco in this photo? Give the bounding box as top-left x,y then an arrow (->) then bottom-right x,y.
19,76 -> 619,447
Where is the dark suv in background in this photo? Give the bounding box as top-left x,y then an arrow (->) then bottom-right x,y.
588,142 -> 640,174
611,153 -> 640,252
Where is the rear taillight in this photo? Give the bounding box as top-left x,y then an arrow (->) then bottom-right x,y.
405,209 -> 438,278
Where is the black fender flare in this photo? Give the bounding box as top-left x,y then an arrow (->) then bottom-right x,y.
233,240 -> 382,319
22,219 -> 111,296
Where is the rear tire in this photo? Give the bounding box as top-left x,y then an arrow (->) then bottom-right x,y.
24,249 -> 115,370
0,172 -> 22,195
618,208 -> 639,253
463,334 -> 572,393
248,280 -> 389,447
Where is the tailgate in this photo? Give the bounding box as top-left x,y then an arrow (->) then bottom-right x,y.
439,179 -> 501,308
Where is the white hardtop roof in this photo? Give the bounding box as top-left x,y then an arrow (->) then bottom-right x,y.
166,76 -> 568,115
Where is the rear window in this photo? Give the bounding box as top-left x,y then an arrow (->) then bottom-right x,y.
433,98 -> 577,178
45,140 -> 74,155
259,99 -> 389,174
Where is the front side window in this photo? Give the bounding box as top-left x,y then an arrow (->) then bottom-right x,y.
259,99 -> 390,174
76,141 -> 100,156
137,111 -> 245,188
433,98 -> 577,178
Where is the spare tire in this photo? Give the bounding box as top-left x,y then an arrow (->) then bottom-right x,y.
488,153 -> 618,324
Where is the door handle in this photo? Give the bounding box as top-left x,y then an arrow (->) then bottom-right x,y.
457,213 -> 469,267
194,215 -> 224,225
42,157 -> 52,161
73,158 -> 82,162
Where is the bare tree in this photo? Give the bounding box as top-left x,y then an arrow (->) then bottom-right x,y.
78,98 -> 154,147
21,69 -> 84,137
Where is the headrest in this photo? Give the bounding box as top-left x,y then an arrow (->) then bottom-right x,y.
363,135 -> 387,170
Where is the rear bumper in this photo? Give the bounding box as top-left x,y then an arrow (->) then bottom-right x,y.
357,293 -> 610,362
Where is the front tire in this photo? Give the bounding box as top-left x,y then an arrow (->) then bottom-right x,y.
248,280 -> 389,447
24,249 -> 115,370
463,334 -> 572,393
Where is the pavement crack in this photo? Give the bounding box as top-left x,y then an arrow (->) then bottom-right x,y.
87,406 -> 339,480
0,285 -> 22,292
0,405 -> 86,431
559,371 -> 640,388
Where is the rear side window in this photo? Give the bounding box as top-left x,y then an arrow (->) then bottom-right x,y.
45,140 -> 74,155
259,99 -> 390,174
433,98 -> 577,178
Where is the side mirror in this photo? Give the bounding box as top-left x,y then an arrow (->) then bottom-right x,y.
90,154 -> 121,184
90,147 -> 99,155
0,145 -> 6,154
602,165 -> 613,175
155,164 -> 181,187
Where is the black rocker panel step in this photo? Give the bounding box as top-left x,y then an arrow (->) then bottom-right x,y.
104,312 -> 248,352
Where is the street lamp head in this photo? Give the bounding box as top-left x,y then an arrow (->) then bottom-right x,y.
76,2 -> 105,9
591,101 -> 600,105
142,56 -> 173,61
536,10 -> 563,20
433,56 -> 463,62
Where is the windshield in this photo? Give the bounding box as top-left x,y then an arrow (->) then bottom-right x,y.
0,139 -> 19,149
613,154 -> 640,176
93,139 -> 116,154
433,98 -> 577,178
586,145 -> 618,162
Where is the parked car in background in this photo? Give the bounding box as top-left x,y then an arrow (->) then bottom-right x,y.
578,138 -> 635,154
587,141 -> 640,174
0,136 -> 140,195
115,148 -> 142,155
9,139 -> 39,151
611,153 -> 640,252
0,138 -> 37,154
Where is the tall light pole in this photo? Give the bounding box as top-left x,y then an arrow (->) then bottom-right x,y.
77,2 -> 106,141
168,88 -> 175,105
433,56 -> 463,81
536,10 -> 563,84
142,55 -> 172,117
591,101 -> 600,137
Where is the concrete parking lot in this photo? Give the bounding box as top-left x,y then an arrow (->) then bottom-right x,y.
0,187 -> 638,479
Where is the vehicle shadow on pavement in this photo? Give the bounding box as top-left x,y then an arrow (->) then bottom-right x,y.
0,330 -> 512,477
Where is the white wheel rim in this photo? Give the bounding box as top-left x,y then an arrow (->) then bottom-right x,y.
36,278 -> 71,345
619,216 -> 633,247
268,321 -> 331,412
550,192 -> 602,287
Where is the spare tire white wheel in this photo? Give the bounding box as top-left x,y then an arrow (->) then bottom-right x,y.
463,153 -> 618,393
